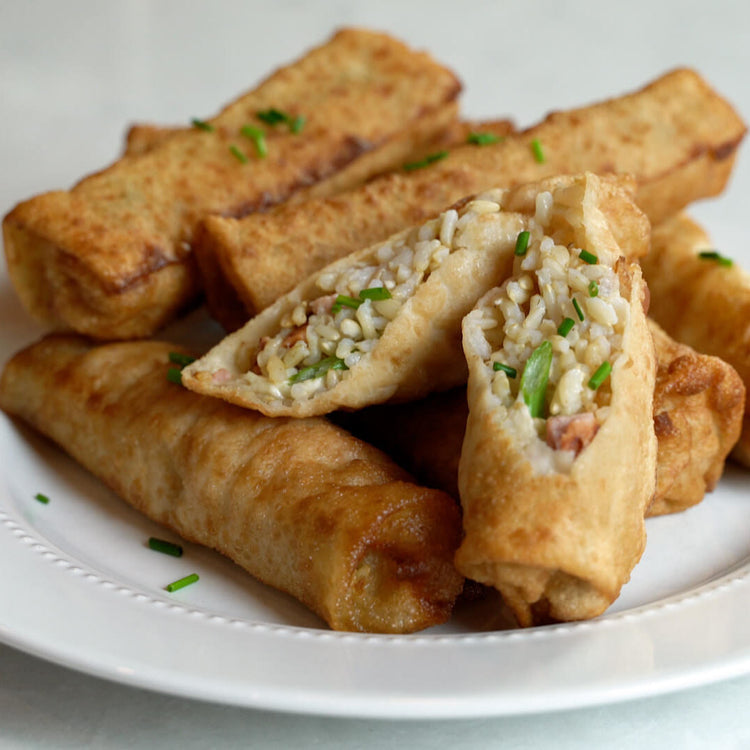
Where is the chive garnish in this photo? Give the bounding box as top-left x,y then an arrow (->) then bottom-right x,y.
698,250 -> 733,267
191,118 -> 214,132
165,573 -> 199,593
289,356 -> 348,384
588,361 -> 612,390
256,108 -> 305,133
403,150 -> 449,171
579,249 -> 598,265
229,144 -> 248,164
241,125 -> 268,157
358,286 -> 392,301
168,352 -> 196,367
331,294 -> 363,313
167,367 -> 183,385
467,132 -> 503,146
34,492 -> 50,505
531,138 -> 545,163
148,537 -> 183,557
588,280 -> 599,297
572,298 -> 585,321
493,362 -> 518,378
290,115 -> 306,134
514,230 -> 531,256
520,341 -> 553,418
557,317 -> 575,337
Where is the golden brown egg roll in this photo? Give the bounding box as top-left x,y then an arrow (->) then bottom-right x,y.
0,335 -> 463,633
195,67 -> 746,317
642,214 -> 750,465
2,28 -> 461,340
456,172 -> 657,626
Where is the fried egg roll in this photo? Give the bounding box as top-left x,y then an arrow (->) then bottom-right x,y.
456,173 -> 657,626
0,335 -> 463,633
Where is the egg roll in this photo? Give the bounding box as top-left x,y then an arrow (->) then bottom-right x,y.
456,172 -> 657,626
0,335 -> 463,633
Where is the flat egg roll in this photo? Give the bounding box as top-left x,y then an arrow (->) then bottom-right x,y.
456,173 -> 657,626
0,335 -> 463,633
182,173 -> 648,418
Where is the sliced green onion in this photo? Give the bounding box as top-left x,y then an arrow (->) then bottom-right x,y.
467,132 -> 503,146
588,361 -> 612,390
191,118 -> 214,132
403,150 -> 449,171
557,317 -> 575,337
359,286 -> 392,301
34,492 -> 50,505
514,230 -> 531,256
241,125 -> 268,157
579,249 -> 598,265
165,573 -> 199,593
256,108 -> 287,125
698,250 -> 733,267
168,352 -> 196,368
290,115 -> 306,134
288,356 -> 348,384
331,294 -> 363,313
588,280 -> 599,297
493,362 -> 518,378
148,537 -> 183,557
167,367 -> 183,385
229,144 -> 248,164
531,138 -> 545,163
520,341 -> 553,418
572,297 -> 585,321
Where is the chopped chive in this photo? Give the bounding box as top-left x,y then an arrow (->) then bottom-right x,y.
229,144 -> 248,164
467,132 -> 503,146
240,125 -> 268,157
256,108 -> 287,125
168,352 -> 196,368
520,341 -> 553,418
493,362 -> 518,378
288,356 -> 348,384
167,367 -> 183,385
531,138 -> 545,163
698,250 -> 733,267
165,573 -> 199,593
290,115 -> 306,134
557,317 -> 575,337
572,297 -> 585,321
588,361 -> 612,390
579,249 -> 598,265
191,118 -> 214,132
34,492 -> 50,505
331,294 -> 363,313
588,280 -> 599,297
359,286 -> 392,301
403,150 -> 449,171
514,230 -> 531,256
148,537 -> 183,557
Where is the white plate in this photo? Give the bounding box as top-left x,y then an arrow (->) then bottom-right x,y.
1,299 -> 750,719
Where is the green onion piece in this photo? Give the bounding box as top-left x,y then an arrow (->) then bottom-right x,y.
167,367 -> 183,385
493,362 -> 518,378
168,352 -> 196,368
531,138 -> 545,163
331,294 -> 363,313
240,125 -> 268,157
579,249 -> 598,265
588,280 -> 599,297
191,118 -> 214,132
588,361 -> 612,390
290,115 -> 306,134
148,537 -> 183,557
359,286 -> 392,301
403,150 -> 449,171
520,341 -> 553,418
34,492 -> 50,505
229,144 -> 248,164
165,573 -> 199,593
467,132 -> 503,146
256,108 -> 287,125
514,230 -> 531,256
698,250 -> 733,267
557,317 -> 575,337
288,356 -> 348,384
572,297 -> 585,321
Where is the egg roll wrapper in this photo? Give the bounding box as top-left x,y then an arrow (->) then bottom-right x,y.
0,335 -> 463,634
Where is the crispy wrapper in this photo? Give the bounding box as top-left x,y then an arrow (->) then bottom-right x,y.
2,28 -> 461,339
196,67 -> 746,316
0,335 -> 463,633
182,174 -> 648,418
455,175 -> 657,626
